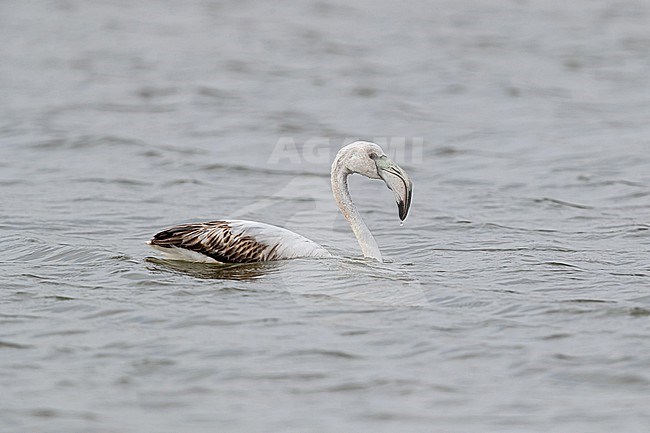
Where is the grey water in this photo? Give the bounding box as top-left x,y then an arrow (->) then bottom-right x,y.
1,0 -> 650,432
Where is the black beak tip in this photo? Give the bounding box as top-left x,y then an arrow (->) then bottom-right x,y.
397,200 -> 408,221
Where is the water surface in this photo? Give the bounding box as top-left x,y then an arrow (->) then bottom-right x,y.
1,1 -> 650,432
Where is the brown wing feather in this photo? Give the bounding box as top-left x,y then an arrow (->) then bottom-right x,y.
149,221 -> 277,263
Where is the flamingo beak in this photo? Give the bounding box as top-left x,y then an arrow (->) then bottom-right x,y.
375,156 -> 413,221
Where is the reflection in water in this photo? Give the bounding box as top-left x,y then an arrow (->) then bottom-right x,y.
145,256 -> 275,280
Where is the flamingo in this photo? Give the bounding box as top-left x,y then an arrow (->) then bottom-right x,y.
148,141 -> 413,263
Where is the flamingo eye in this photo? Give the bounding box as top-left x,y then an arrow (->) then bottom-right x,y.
369,152 -> 378,160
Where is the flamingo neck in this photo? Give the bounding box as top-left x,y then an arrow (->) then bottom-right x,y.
331,166 -> 382,261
